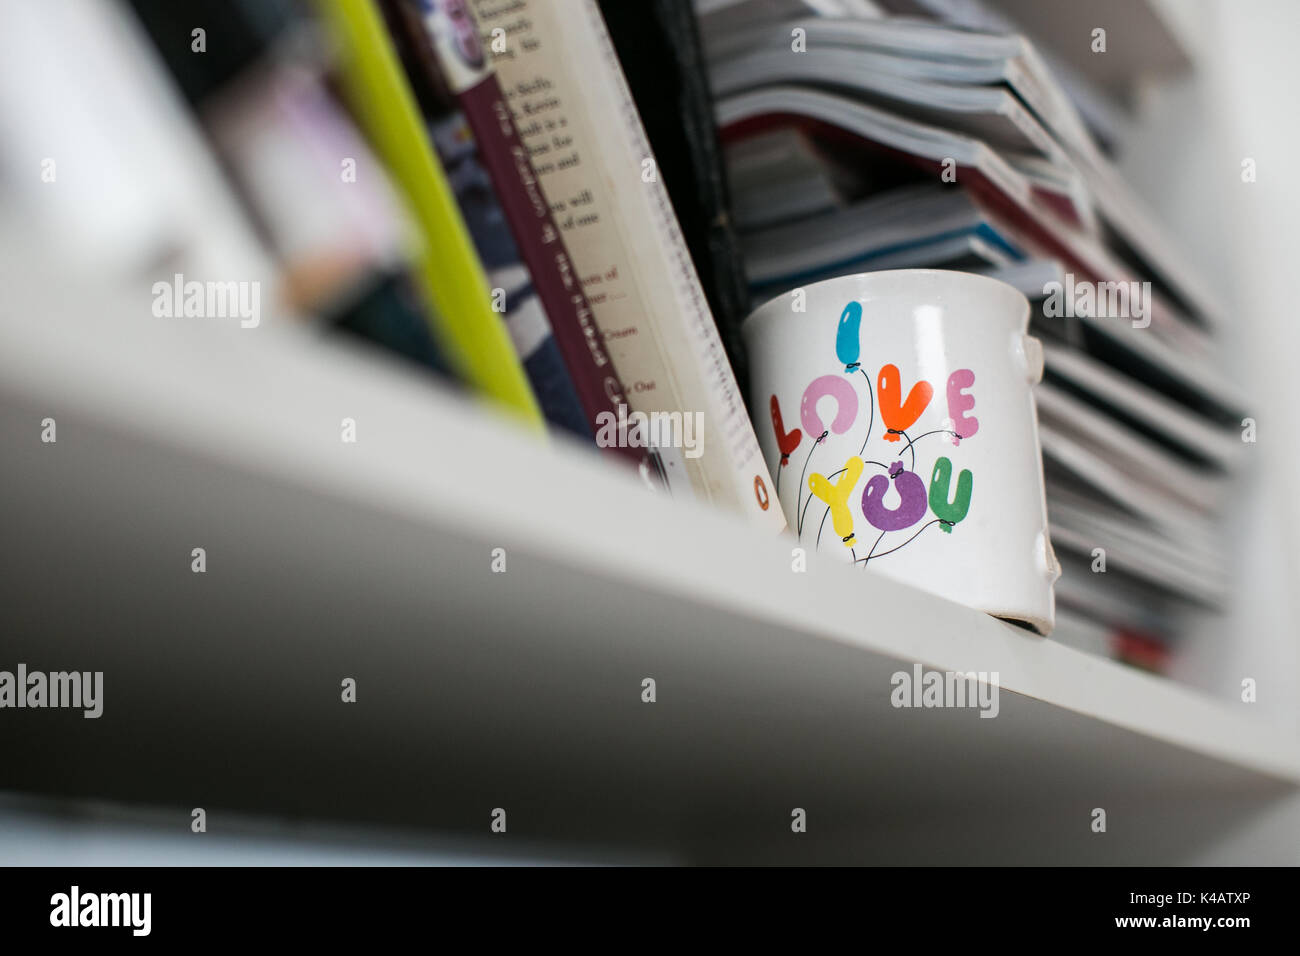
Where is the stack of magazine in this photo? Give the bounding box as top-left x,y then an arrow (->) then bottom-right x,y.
698,1 -> 1245,672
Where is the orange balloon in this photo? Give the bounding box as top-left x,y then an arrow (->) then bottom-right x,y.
877,364 -> 933,443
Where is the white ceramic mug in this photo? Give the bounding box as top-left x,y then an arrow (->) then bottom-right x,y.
744,269 -> 1059,634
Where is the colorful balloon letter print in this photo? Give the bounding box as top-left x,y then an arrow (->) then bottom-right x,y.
836,301 -> 863,372
946,369 -> 978,445
801,374 -> 859,441
861,461 -> 928,532
769,395 -> 802,465
877,364 -> 932,442
808,457 -> 864,547
929,457 -> 973,533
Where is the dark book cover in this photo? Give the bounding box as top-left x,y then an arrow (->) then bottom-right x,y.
597,0 -> 754,395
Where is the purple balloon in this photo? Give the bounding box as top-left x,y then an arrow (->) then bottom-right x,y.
861,461 -> 928,532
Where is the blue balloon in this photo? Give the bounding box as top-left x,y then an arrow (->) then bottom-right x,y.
836,301 -> 862,372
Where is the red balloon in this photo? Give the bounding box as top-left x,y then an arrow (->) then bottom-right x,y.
770,394 -> 803,464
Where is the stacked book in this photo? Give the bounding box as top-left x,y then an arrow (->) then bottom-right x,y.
697,1 -> 1246,672
120,0 -> 784,532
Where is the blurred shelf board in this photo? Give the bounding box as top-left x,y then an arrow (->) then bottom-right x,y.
0,795 -> 662,866
2,292 -> 1298,863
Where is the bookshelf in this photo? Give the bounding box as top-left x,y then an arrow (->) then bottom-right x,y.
4,280 -> 1298,864
3,0 -> 1297,868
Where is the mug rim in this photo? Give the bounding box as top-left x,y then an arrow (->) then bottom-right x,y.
741,268 -> 1031,334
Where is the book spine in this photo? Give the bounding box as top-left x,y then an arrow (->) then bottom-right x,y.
470,0 -> 784,528
459,78 -> 633,436
584,0 -> 782,524
314,0 -> 543,429
598,0 -> 754,395
403,0 -> 636,456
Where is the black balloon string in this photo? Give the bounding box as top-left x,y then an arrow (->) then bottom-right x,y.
855,519 -> 945,565
795,430 -> 828,538
857,368 -> 875,456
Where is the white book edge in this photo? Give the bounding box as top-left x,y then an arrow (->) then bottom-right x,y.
476,0 -> 785,529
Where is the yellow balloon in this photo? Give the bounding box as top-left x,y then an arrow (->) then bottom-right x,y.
808,457 -> 865,547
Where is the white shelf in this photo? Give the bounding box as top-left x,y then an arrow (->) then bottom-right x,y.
3,274 -> 1298,864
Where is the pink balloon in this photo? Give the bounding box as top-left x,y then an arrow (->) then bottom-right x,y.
946,368 -> 978,445
800,374 -> 859,440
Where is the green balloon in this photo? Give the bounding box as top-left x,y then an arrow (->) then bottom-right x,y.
929,457 -> 973,533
